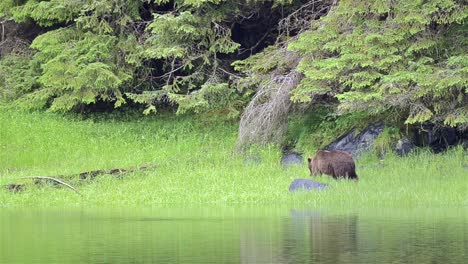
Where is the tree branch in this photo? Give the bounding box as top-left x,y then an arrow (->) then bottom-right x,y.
21,176 -> 82,196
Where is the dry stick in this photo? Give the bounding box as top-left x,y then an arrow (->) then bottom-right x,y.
5,164 -> 155,193
1,21 -> 4,43
21,176 -> 82,197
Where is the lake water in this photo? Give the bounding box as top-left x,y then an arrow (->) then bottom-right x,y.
0,207 -> 466,263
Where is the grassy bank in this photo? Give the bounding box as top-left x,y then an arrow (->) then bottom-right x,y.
0,109 -> 467,208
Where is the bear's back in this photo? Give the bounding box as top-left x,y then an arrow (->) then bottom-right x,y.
310,150 -> 357,179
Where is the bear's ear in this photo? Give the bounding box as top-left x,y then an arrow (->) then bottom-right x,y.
307,158 -> 312,163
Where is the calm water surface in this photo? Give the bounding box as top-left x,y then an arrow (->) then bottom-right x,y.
0,207 -> 466,263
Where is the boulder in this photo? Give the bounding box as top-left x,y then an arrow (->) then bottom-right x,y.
289,179 -> 328,192
322,121 -> 466,156
281,152 -> 303,168
463,139 -> 468,150
325,122 -> 385,157
395,138 -> 415,156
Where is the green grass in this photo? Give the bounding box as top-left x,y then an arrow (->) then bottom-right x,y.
0,109 -> 467,208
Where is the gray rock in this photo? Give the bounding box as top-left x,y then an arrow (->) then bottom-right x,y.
281,152 -> 303,168
289,179 -> 328,192
462,140 -> 468,150
395,138 -> 415,156
325,122 -> 385,157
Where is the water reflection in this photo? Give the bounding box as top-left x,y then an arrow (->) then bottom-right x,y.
291,210 -> 358,264
0,208 -> 466,263
240,208 -> 467,264
239,210 -> 360,263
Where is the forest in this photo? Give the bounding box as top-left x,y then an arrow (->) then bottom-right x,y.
0,0 -> 466,150
1,2 -> 466,263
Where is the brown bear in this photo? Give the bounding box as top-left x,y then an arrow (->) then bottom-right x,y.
308,150 -> 358,180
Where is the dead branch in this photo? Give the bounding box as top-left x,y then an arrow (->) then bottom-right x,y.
22,176 -> 82,196
237,71 -> 301,149
277,0 -> 334,40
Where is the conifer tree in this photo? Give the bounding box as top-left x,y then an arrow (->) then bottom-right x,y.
288,0 -> 467,127
0,0 -> 465,131
0,0 -> 305,114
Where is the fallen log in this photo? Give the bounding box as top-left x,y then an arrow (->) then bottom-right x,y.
24,176 -> 82,196
3,164 -> 154,193
6,184 -> 24,192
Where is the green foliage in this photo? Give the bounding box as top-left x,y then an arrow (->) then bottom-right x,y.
1,0 -> 144,112
26,28 -> 136,111
232,45 -> 301,98
289,0 -> 467,127
9,0 -> 83,27
3,0 -> 465,128
74,0 -> 143,35
0,0 -> 15,17
0,54 -> 39,102
169,83 -> 245,118
125,0 -> 305,115
287,107 -> 374,154
372,127 -> 401,157
1,0 -> 304,115
132,1 -> 247,114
